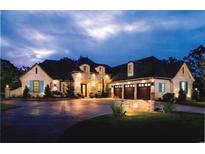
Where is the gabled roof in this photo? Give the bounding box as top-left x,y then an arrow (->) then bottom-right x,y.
111,56 -> 184,81
38,57 -> 112,80
39,58 -> 76,80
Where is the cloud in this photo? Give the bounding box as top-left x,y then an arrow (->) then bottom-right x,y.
123,21 -> 151,32
1,11 -> 205,66
70,11 -> 151,41
19,28 -> 52,42
1,37 -> 12,47
28,48 -> 55,59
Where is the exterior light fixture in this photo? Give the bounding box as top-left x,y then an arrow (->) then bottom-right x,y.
6,85 -> 9,88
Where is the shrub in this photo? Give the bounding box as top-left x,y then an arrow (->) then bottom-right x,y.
76,93 -> 84,98
110,101 -> 126,118
44,84 -> 51,98
177,89 -> 187,103
192,89 -> 200,101
162,101 -> 175,113
52,90 -> 63,97
89,92 -> 95,98
23,86 -> 30,98
101,92 -> 108,98
162,93 -> 175,102
66,82 -> 75,98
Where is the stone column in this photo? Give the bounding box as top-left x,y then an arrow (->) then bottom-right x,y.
134,83 -> 137,99
5,85 -> 10,98
111,86 -> 114,98
150,84 -> 155,100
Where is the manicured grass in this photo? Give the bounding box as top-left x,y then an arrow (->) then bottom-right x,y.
60,112 -> 204,143
179,101 -> 205,108
0,103 -> 17,111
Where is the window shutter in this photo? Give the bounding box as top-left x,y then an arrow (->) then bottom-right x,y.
39,81 -> 44,93
179,81 -> 182,90
158,83 -> 162,92
185,81 -> 188,94
29,80 -> 33,92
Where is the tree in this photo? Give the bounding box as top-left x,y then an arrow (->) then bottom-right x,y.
183,45 -> 205,100
23,86 -> 30,98
44,84 -> 51,98
0,59 -> 21,95
66,81 -> 74,98
167,57 -> 180,64
183,45 -> 205,77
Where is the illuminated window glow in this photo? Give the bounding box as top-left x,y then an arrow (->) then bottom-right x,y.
33,81 -> 39,93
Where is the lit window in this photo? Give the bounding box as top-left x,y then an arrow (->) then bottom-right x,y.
159,83 -> 165,92
33,81 -> 39,93
181,81 -> 186,91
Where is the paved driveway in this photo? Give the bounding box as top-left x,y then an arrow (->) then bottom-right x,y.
1,99 -> 115,143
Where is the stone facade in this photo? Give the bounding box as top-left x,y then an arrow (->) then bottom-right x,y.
122,100 -> 154,113
72,66 -> 111,97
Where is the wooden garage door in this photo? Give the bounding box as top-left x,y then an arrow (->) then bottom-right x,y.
124,84 -> 134,99
114,86 -> 122,98
137,83 -> 151,100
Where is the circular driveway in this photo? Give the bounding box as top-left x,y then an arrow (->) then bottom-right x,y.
1,98 -> 115,143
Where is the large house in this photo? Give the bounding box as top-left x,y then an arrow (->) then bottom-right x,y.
8,56 -> 194,100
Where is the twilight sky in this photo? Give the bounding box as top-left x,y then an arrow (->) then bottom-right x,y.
1,10 -> 205,67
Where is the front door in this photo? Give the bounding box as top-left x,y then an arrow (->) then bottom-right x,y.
81,84 -> 87,97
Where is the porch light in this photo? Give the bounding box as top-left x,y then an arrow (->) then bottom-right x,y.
78,73 -> 81,76
105,75 -> 109,78
6,85 -> 9,88
133,102 -> 138,108
53,80 -> 58,84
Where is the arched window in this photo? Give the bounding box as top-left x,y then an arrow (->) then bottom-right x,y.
83,66 -> 87,72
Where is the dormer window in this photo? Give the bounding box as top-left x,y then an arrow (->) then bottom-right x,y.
96,66 -> 105,74
80,64 -> 90,73
99,67 -> 102,73
127,62 -> 134,77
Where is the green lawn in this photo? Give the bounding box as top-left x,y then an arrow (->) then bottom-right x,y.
0,103 -> 17,111
179,101 -> 205,108
60,112 -> 204,143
